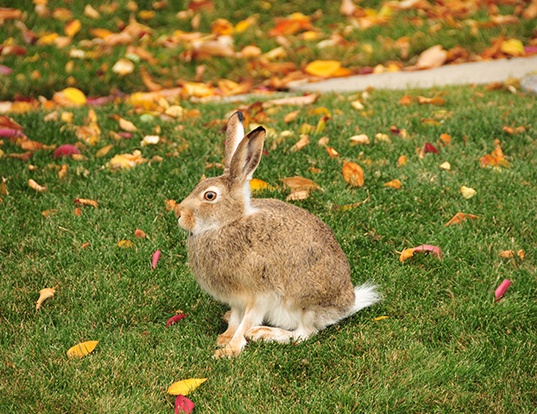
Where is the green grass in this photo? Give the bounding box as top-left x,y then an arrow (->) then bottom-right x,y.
1,0 -> 536,99
1,85 -> 537,413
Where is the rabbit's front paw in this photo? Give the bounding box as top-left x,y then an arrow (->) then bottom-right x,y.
216,332 -> 233,347
213,343 -> 242,358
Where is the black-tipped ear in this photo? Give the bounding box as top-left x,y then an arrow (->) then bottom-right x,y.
228,126 -> 266,182
224,111 -> 245,170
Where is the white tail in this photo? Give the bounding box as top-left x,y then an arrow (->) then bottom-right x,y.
349,283 -> 381,315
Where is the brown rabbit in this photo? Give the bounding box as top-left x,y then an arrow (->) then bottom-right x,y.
176,111 -> 380,358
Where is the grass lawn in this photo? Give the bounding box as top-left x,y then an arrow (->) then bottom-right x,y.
1,84 -> 536,413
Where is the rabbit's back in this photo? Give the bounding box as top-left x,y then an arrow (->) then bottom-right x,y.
187,198 -> 355,313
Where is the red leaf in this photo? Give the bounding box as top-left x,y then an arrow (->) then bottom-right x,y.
152,250 -> 161,269
53,144 -> 81,158
166,313 -> 185,328
175,395 -> 195,414
495,279 -> 511,301
412,244 -> 443,259
423,142 -> 438,154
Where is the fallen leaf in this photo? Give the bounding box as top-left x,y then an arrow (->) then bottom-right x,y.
36,287 -> 56,311
417,96 -> 445,105
165,199 -> 177,211
325,146 -> 339,158
290,135 -> 310,152
109,150 -> 146,170
53,144 -> 80,158
166,313 -> 186,327
95,144 -> 113,158
305,60 -> 343,77
0,177 -> 8,195
400,244 -> 443,262
340,0 -> 358,16
141,135 -> 160,146
67,340 -> 99,359
264,94 -> 319,107
117,117 -> 138,132
373,315 -> 389,321
397,155 -> 408,167
286,190 -> 310,201
58,164 -> 68,180
284,110 -> 300,123
168,378 -> 208,396
384,179 -> 402,189
28,179 -> 46,192
42,209 -> 58,218
495,279 -> 511,301
399,95 -> 414,106
500,39 -> 525,56
418,142 -> 439,158
117,240 -> 134,248
416,45 -> 447,69
444,212 -> 479,226
518,250 -> 525,260
64,19 -> 82,37
269,13 -> 312,37
342,161 -> 364,188
349,134 -> 370,145
499,250 -> 515,259
439,161 -> 451,170
250,178 -> 275,192
74,198 -> 98,208
152,250 -> 161,269
280,176 -> 319,192
480,145 -> 509,168
135,229 -> 147,238
112,58 -> 135,76
175,395 -> 195,414
53,87 -> 87,107
460,186 -> 476,199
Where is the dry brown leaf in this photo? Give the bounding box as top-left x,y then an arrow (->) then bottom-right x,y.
444,212 -> 479,226
0,177 -> 9,195
280,176 -> 319,192
28,179 -> 46,192
290,135 -> 310,152
58,164 -> 68,180
286,190 -> 310,201
342,161 -> 364,188
264,94 -> 319,107
36,287 -> 56,311
499,250 -> 515,259
416,45 -> 447,69
325,146 -> 339,158
74,198 -> 98,208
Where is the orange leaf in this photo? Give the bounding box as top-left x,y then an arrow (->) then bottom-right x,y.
74,198 -> 98,208
444,212 -> 479,226
384,179 -> 402,189
65,19 -> 82,37
280,176 -> 319,192
269,13 -> 312,37
342,161 -> 364,188
480,145 -> 509,168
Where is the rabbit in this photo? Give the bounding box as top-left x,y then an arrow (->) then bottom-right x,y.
176,111 -> 380,358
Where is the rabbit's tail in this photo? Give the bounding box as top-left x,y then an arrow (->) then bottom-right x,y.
348,283 -> 381,316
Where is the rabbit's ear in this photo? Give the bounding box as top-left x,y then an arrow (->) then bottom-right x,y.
229,126 -> 266,182
224,111 -> 245,170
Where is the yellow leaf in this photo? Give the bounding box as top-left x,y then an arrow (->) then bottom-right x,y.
167,378 -> 208,396
108,150 -> 146,170
117,240 -> 134,248
250,178 -> 274,192
65,19 -> 82,37
61,87 -> 87,106
38,32 -> 59,45
500,39 -> 525,57
90,28 -> 114,39
439,161 -> 451,170
460,186 -> 476,199
350,134 -> 370,146
305,60 -> 342,77
67,340 -> 99,359
342,161 -> 364,188
95,144 -> 113,158
399,248 -> 415,262
36,287 -> 56,311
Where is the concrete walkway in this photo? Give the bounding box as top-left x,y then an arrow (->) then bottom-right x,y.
290,55 -> 537,93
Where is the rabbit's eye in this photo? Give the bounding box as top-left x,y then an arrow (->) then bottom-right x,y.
204,191 -> 217,201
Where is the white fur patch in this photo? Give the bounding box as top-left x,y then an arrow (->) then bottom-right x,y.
242,180 -> 258,216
